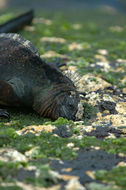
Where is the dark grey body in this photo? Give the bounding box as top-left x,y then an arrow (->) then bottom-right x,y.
0,33 -> 80,120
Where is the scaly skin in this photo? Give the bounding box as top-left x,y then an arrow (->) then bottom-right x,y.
0,33 -> 80,120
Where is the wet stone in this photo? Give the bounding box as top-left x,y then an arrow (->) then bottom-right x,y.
77,74 -> 111,93
14,168 -> 36,182
0,148 -> 27,162
98,101 -> 117,114
52,125 -> 73,138
116,102 -> 126,115
122,88 -> 126,94
50,149 -> 124,185
17,125 -> 55,135
84,126 -> 126,139
65,177 -> 85,190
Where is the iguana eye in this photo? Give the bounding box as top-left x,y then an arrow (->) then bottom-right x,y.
68,102 -> 73,108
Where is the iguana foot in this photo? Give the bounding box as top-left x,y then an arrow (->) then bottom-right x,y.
0,109 -> 10,120
55,58 -> 66,68
47,58 -> 66,69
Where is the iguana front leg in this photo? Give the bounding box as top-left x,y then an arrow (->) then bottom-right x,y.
0,80 -> 21,121
0,109 -> 10,120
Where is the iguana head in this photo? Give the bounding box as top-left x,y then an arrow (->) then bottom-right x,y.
33,83 -> 83,121
33,63 -> 84,121
52,90 -> 83,121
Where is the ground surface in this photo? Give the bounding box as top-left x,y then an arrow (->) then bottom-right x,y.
0,8 -> 126,190
2,0 -> 126,12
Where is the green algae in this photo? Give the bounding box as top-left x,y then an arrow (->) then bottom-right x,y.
95,166 -> 126,189
0,186 -> 23,190
0,161 -> 22,181
0,13 -> 14,24
0,160 -> 59,187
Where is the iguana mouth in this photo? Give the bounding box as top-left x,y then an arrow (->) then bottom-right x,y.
75,101 -> 84,120
33,85 -> 81,120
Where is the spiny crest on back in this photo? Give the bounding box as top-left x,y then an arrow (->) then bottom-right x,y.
0,33 -> 40,57
63,69 -> 81,88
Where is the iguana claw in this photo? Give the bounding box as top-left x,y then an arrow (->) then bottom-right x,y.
47,57 -> 66,69
0,109 -> 10,120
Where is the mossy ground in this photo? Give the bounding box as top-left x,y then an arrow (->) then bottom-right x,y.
0,9 -> 126,189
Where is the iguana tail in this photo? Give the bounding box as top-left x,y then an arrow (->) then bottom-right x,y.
0,10 -> 34,33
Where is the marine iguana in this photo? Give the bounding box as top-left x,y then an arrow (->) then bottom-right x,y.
0,11 -> 83,121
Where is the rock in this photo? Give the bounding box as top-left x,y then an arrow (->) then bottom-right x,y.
109,25 -> 123,32
41,51 -> 67,58
121,76 -> 126,83
97,114 -> 126,127
116,102 -> 126,115
77,74 -> 111,93
84,125 -> 125,139
68,42 -> 83,51
33,17 -> 52,25
97,49 -> 108,56
122,88 -> 126,94
52,125 -> 73,138
17,125 -> 56,135
25,146 -> 41,158
40,37 -> 66,44
72,24 -> 82,30
51,149 -> 123,186
85,92 -> 101,106
1,182 -> 61,190
0,148 -> 27,162
94,54 -> 109,63
65,177 -> 86,190
98,100 -> 117,114
24,26 -> 35,31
